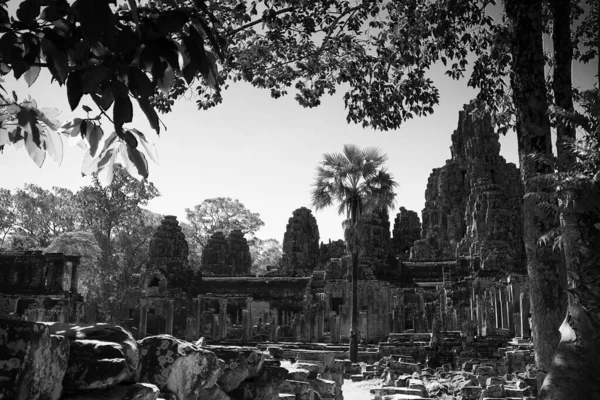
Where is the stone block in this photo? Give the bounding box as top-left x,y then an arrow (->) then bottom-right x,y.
286,368 -> 310,382
208,346 -> 264,392
138,335 -> 223,400
482,384 -> 504,398
295,361 -> 323,375
228,381 -> 276,400
0,319 -> 70,400
460,385 -> 483,400
258,365 -> 289,386
279,380 -> 311,400
389,361 -> 421,375
61,383 -> 160,400
196,384 -> 231,400
308,377 -> 335,397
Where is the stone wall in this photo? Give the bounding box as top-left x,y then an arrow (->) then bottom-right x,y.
281,207 -> 320,276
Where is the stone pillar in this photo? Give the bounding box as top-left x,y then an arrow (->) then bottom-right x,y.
213,314 -> 220,339
439,290 -> 447,332
70,259 -> 79,293
499,287 -> 507,329
359,310 -> 368,343
392,309 -> 400,333
520,292 -> 531,339
242,309 -> 251,342
484,291 -> 496,336
330,312 -> 339,344
166,299 -> 174,335
219,298 -> 228,340
476,295 -> 483,336
270,308 -> 278,341
511,283 -> 521,336
492,287 -> 502,328
194,296 -> 202,338
139,300 -> 148,339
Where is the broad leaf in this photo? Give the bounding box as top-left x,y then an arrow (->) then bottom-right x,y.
130,128 -> 158,164
61,118 -> 83,137
125,143 -> 149,179
138,98 -> 160,135
41,38 -> 68,84
66,71 -> 83,110
24,65 -> 41,87
81,65 -> 110,94
24,130 -> 45,167
42,126 -> 64,165
87,124 -> 104,157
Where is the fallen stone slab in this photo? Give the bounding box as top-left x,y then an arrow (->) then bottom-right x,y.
279,394 -> 296,399
285,368 -> 310,381
297,359 -> 327,373
308,377 -> 335,397
278,379 -> 311,400
0,319 -> 69,400
61,382 -> 160,400
138,335 -> 223,400
460,385 -> 483,400
228,381 -> 276,400
371,387 -> 425,397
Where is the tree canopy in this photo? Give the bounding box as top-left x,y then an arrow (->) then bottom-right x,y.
185,197 -> 264,250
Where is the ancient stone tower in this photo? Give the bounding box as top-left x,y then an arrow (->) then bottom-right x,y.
281,207 -> 320,275
201,230 -> 252,275
359,209 -> 392,279
410,103 -> 525,272
148,215 -> 190,287
392,207 -> 421,260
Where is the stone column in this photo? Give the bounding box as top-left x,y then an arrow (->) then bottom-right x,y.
70,259 -> 79,293
242,309 -> 251,342
476,295 -> 483,336
166,299 -> 175,335
219,298 -> 228,340
330,312 -> 339,344
492,287 -> 501,329
270,308 -> 278,341
439,290 -> 447,332
213,314 -> 220,339
484,291 -> 496,336
194,296 -> 203,339
139,300 -> 148,339
520,292 -> 531,339
392,309 -> 400,333
499,287 -> 507,329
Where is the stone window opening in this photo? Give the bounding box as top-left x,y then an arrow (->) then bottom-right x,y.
490,169 -> 496,184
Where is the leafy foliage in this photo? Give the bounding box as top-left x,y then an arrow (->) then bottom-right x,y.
185,197 -> 264,250
249,237 -> 282,275
0,0 -> 223,178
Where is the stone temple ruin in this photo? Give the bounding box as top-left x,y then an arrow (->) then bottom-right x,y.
135,104 -> 530,351
0,104 -> 537,400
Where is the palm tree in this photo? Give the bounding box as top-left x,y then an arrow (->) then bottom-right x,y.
311,144 -> 397,362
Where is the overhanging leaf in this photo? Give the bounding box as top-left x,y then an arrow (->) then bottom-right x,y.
24,65 -> 41,87
130,128 -> 158,164
87,123 -> 104,157
24,130 -> 45,167
125,144 -> 149,179
138,98 -> 160,135
41,125 -> 64,165
66,71 -> 83,110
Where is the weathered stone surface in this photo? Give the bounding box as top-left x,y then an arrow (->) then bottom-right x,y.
281,207 -> 320,275
359,209 -> 392,279
228,380 -> 277,400
196,384 -> 231,400
286,368 -> 310,381
148,216 -> 191,286
0,319 -> 69,400
48,323 -> 140,392
308,377 -> 335,397
226,230 -> 252,275
319,239 -> 346,265
392,207 -> 421,260
258,365 -> 289,386
279,380 -> 311,400
409,102 -> 524,271
208,347 -> 265,392
138,335 -> 223,400
201,232 -> 228,270
61,383 -> 160,400
201,230 -> 252,275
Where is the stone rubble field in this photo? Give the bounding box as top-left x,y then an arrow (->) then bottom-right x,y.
1,318 -> 537,400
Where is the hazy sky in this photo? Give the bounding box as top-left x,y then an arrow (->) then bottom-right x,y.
1,38 -> 597,244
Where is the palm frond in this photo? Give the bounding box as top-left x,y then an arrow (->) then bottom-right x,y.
343,144 -> 363,165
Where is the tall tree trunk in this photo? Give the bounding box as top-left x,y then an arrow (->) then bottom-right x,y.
550,0 -> 576,167
350,250 -> 359,362
504,0 -> 568,386
540,3 -> 600,398
539,207 -> 600,399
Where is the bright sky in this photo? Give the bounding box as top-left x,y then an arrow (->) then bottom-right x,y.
1,43 -> 597,244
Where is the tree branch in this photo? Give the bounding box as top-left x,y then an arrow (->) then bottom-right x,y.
227,6 -> 297,37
